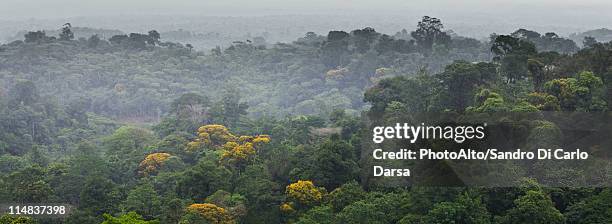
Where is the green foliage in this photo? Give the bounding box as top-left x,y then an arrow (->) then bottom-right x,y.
101,212 -> 160,224
335,192 -> 410,224
511,29 -> 578,54
526,92 -> 561,111
328,181 -> 366,212
565,189 -> 612,224
0,19 -> 489,121
4,166 -> 52,203
437,61 -> 498,111
121,182 -> 162,220
544,71 -> 606,111
491,35 -> 537,83
233,164 -> 282,223
335,200 -> 387,224
502,190 -> 565,224
411,16 -> 451,54
103,126 -> 157,184
205,190 -> 247,221
467,89 -> 510,112
0,17 -> 611,224
176,154 -> 232,201
79,176 -> 122,216
421,193 -> 491,224
294,206 -> 334,224
365,73 -> 438,114
289,137 -> 359,190
0,215 -> 37,224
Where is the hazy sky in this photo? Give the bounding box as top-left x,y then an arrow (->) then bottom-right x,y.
1,0 -> 611,19
1,0 -> 610,41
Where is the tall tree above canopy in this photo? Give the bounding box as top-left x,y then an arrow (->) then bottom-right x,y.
491,35 -> 537,83
350,27 -> 380,53
321,31 -> 350,67
437,61 -> 498,111
59,23 -> 74,41
147,30 -> 161,45
411,16 -> 450,54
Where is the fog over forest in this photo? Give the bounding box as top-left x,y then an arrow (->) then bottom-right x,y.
1,0 -> 611,48
1,1 -> 612,224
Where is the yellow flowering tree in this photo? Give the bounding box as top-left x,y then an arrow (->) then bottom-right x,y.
220,134 -> 271,168
285,180 -> 324,207
251,134 -> 271,147
138,152 -> 172,176
184,203 -> 235,224
187,124 -> 237,151
186,124 -> 271,169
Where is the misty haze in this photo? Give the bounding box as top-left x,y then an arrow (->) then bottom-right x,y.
0,1 -> 611,224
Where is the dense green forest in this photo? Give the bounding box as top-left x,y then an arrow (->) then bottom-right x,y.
0,16 -> 611,224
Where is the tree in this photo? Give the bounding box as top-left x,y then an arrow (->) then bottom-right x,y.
24,31 -> 50,43
411,16 -> 450,53
467,89 -> 510,113
5,166 -> 52,203
583,36 -> 598,48
87,34 -> 101,47
103,126 -> 156,184
66,97 -> 90,126
511,29 -> 541,40
205,190 -> 247,222
544,71 -> 606,111
176,155 -> 231,201
26,145 -> 48,167
0,215 -> 37,224
290,137 -> 359,190
102,212 -> 160,224
503,190 -> 565,224
159,198 -> 186,224
350,27 -> 379,53
528,59 -> 546,92
209,89 -> 248,129
8,80 -> 39,106
511,29 -> 578,54
181,203 -> 235,224
79,176 -> 122,216
491,35 -> 537,83
526,92 -> 560,111
437,61 -> 497,111
364,72 -> 438,114
219,135 -> 270,170
421,193 -> 491,224
565,189 -> 612,224
187,124 -> 237,151
328,181 -> 366,212
335,200 -> 387,224
233,164 -> 281,223
294,205 -> 334,224
138,153 -> 172,176
147,30 -> 161,45
321,31 -> 350,67
121,182 -> 162,220
59,23 -> 74,41
285,180 -> 324,207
